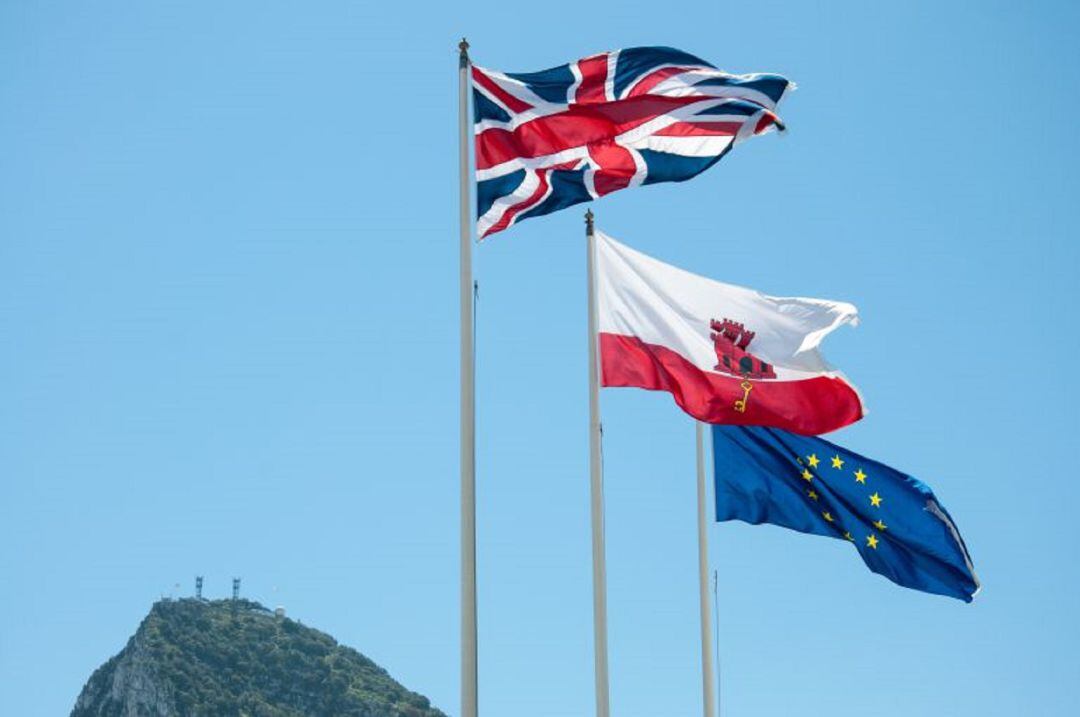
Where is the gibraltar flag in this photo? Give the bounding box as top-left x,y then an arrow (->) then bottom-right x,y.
597,232 -> 864,435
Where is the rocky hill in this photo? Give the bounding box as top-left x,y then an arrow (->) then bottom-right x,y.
71,598 -> 446,717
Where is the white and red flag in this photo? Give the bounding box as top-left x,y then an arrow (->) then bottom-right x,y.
597,232 -> 864,435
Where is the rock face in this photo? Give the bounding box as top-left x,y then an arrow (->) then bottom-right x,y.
72,598 -> 446,717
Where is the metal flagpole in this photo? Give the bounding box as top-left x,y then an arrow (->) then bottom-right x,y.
458,37 -> 478,717
696,421 -> 717,717
585,209 -> 610,717
714,569 -> 721,717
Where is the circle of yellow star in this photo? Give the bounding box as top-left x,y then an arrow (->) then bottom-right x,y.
854,469 -> 867,484
807,454 -> 820,469
844,532 -> 854,542
866,534 -> 879,549
869,492 -> 883,508
822,511 -> 834,522
831,455 -> 844,469
801,468 -> 813,482
807,489 -> 819,501
873,519 -> 888,531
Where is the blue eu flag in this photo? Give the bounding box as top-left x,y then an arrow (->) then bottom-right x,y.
712,426 -> 979,602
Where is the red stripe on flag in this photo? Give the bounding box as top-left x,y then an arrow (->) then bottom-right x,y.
482,169 -> 551,237
600,333 -> 863,436
626,65 -> 696,98
755,111 -> 781,134
575,54 -> 609,105
472,67 -> 533,114
475,96 -> 707,170
587,141 -> 637,196
654,121 -> 743,137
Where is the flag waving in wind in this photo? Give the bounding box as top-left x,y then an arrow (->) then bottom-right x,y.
597,232 -> 863,435
712,425 -> 979,601
474,46 -> 792,238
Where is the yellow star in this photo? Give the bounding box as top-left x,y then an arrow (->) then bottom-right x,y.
873,519 -> 888,531
831,455 -> 844,469
854,469 -> 867,484
822,511 -> 834,522
801,468 -> 813,482
869,492 -> 883,508
866,534 -> 879,550
844,532 -> 854,542
807,454 -> 820,469
807,489 -> 819,501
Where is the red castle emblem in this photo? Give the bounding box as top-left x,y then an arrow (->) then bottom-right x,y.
710,318 -> 777,380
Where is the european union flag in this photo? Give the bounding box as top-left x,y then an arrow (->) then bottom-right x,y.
712,425 -> 979,602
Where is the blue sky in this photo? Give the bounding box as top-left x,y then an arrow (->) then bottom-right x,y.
2,2 -> 1078,715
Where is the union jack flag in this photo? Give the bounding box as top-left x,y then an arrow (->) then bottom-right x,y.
473,46 -> 792,238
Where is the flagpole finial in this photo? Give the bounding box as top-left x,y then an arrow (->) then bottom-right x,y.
585,208 -> 594,236
459,38 -> 470,67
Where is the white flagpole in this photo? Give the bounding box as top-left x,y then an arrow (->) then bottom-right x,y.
696,421 -> 717,717
458,38 -> 478,717
585,210 -> 610,717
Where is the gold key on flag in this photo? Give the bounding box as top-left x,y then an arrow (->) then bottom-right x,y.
733,379 -> 754,413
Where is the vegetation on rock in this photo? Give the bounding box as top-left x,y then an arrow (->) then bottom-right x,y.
72,598 -> 445,717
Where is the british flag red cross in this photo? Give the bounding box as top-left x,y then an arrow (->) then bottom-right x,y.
473,46 -> 792,238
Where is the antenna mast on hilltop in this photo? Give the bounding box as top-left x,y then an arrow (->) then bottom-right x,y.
195,576 -> 203,600
232,577 -> 241,601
